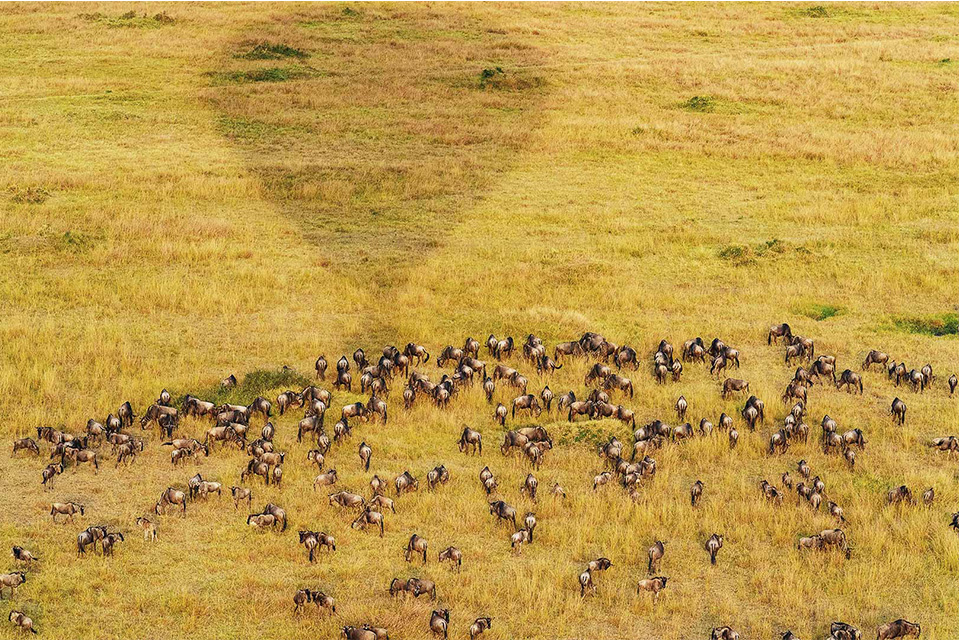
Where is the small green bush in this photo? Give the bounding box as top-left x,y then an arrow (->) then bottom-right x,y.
892,313 -> 958,337
238,42 -> 308,60
682,95 -> 716,112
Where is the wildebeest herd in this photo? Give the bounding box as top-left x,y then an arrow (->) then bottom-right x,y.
6,326 -> 958,639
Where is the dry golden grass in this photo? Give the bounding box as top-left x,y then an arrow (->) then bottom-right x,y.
0,2 -> 957,639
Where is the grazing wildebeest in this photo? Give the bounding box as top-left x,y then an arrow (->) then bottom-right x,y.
837,369 -> 863,394
768,323 -> 792,345
511,394 -> 542,418
488,500 -> 518,529
830,621 -> 861,640
155,488 -> 187,516
922,487 -> 935,505
721,378 -> 749,399
469,617 -> 492,640
458,426 -> 482,455
705,533 -> 723,565
429,609 -> 450,639
710,626 -> 740,640
12,438 -> 40,456
690,480 -> 703,507
675,396 -> 687,421
862,350 -> 889,370
648,540 -> 665,573
877,619 -> 921,640
438,546 -> 462,570
395,471 -> 418,495
351,507 -> 385,537
8,610 -> 36,635
887,485 -> 913,505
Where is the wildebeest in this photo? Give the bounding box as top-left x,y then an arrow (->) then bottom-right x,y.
438,546 -> 462,570
11,546 -> 37,565
768,323 -> 792,345
469,617 -> 492,640
636,576 -> 668,602
862,350 -> 889,370
950,374 -> 958,395
352,507 -> 385,537
648,540 -> 665,573
50,500 -> 85,523
155,488 -> 187,516
887,485 -> 913,505
12,438 -> 40,456
721,378 -> 749,399
836,369 -> 863,394
8,610 -> 36,635
136,517 -> 158,541
710,626 -> 740,640
395,471 -> 418,495
705,533 -> 723,565
458,426 -> 482,455
890,397 -> 907,425
829,621 -> 861,640
488,500 -> 518,529
328,490 -> 364,509
429,609 -> 450,639
876,619 -> 920,640
675,396 -> 687,421
690,480 -> 703,507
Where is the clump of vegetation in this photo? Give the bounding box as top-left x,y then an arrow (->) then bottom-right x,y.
682,95 -> 716,112
55,231 -> 97,254
892,313 -> 958,336
8,186 -> 50,204
171,367 -> 311,408
480,67 -> 505,86
718,239 -> 806,265
796,302 -> 844,321
78,11 -> 176,27
800,5 -> 830,18
214,67 -> 309,84
238,42 -> 308,60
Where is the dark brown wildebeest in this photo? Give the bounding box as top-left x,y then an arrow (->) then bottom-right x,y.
352,507 -> 385,537
584,363 -> 612,387
690,480 -> 703,507
841,428 -> 866,450
705,533 -> 723,565
554,341 -> 584,362
11,546 -> 37,564
710,626 -> 740,640
156,488 -> 187,516
427,465 -> 449,490
12,438 -> 40,456
520,473 -> 538,501
41,462 -> 63,488
494,403 -> 507,426
890,397 -> 906,425
648,540 -> 665,573
769,429 -> 789,455
721,378 -> 749,399
511,394 -> 541,418
877,619 -> 921,640
863,349 -> 889,370
830,621 -> 860,639
728,428 -> 739,449
887,485 -> 913,505
395,471 -> 418,495
782,381 -> 807,405
489,500 -> 518,529
438,546 -> 462,571
837,369 -> 863,394
458,426 -> 482,455
950,374 -> 958,395
613,345 -> 639,370
819,529 -> 850,558
8,610 -> 36,635
768,323 -> 792,345
429,609 -> 450,639
405,534 -> 428,563
469,617 -> 492,640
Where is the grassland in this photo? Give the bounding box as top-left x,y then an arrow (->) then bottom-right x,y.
0,2 -> 957,639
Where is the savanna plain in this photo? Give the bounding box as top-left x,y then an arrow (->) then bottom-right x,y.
0,2 -> 957,639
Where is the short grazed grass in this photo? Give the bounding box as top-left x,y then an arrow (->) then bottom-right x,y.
0,2 -> 957,639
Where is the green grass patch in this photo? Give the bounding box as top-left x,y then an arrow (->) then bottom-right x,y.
681,95 -> 716,112
237,42 -> 308,60
891,312 -> 958,336
54,230 -> 99,254
78,11 -> 176,28
478,67 -> 543,91
7,186 -> 50,204
210,67 -> 312,84
170,367 -> 312,409
795,302 -> 844,321
798,5 -> 830,18
718,239 -> 809,266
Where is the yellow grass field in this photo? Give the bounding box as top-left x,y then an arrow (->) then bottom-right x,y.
0,2 -> 957,639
